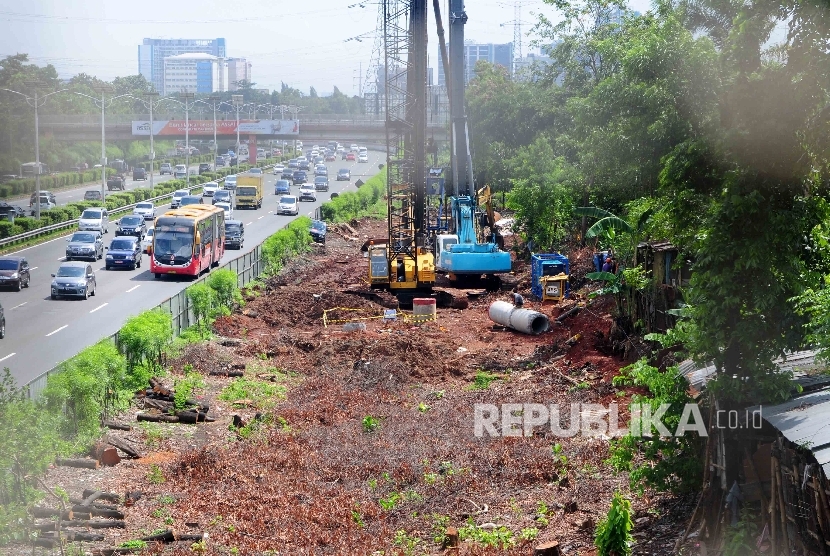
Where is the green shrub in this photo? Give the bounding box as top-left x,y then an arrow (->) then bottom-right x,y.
186,283 -> 217,336
594,492 -> 633,556
206,268 -> 242,312
261,216 -> 312,274
119,309 -> 173,380
0,222 -> 13,238
319,168 -> 386,222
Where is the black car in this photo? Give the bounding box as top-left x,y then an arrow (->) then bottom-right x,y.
309,220 -> 326,244
224,220 -> 244,250
115,215 -> 147,238
281,169 -> 294,180
314,176 -> 329,191
298,161 -> 311,171
337,168 -> 351,181
293,171 -> 308,186
133,167 -> 147,181
0,256 -> 30,291
198,163 -> 212,175
105,236 -> 142,270
107,175 -> 126,191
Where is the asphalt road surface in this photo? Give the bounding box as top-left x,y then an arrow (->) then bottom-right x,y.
0,150 -> 383,386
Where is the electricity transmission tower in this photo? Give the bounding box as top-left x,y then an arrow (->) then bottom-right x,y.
499,0 -> 534,77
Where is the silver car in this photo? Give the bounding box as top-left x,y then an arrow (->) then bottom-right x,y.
65,231 -> 103,261
51,261 -> 97,300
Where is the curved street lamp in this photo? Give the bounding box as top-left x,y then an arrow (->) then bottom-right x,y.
0,86 -> 66,219
74,88 -> 134,200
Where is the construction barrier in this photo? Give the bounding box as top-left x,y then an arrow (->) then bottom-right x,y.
322,306 -> 438,327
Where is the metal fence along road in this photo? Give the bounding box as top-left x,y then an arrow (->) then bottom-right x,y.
23,244 -> 264,401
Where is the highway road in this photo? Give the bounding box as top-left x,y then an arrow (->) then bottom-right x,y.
0,149 -> 384,386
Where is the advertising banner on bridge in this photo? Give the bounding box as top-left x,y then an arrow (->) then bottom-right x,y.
131,119 -> 300,136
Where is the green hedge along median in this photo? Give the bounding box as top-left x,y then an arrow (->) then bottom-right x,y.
319,168 -> 387,223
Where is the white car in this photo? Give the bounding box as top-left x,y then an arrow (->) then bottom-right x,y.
358,153 -> 369,163
215,201 -> 233,219
174,164 -> 187,179
273,164 -> 285,175
278,195 -> 299,215
298,185 -> 316,202
141,227 -> 154,253
350,144 -> 359,152
202,182 -> 219,197
170,189 -> 189,209
223,175 -> 237,191
133,201 -> 156,220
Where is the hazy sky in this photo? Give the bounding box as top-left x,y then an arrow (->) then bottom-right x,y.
0,0 -> 652,96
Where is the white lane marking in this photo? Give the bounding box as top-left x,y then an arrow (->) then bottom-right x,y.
246,221 -> 253,225
307,211 -> 313,216
257,216 -> 264,220
30,266 -> 37,271
126,285 -> 141,293
11,302 -> 27,310
57,256 -> 65,261
0,353 -> 15,362
90,303 -> 108,313
268,211 -> 273,214
46,325 -> 68,337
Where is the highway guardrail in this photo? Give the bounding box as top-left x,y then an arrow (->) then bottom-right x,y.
0,165 -> 276,249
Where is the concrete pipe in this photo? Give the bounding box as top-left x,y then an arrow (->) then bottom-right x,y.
488,301 -> 550,335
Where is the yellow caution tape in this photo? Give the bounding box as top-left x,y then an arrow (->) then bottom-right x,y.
322,307 -> 438,327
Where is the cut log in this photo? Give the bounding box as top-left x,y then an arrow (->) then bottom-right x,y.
81,490 -> 105,507
34,537 -> 56,548
184,399 -> 209,412
56,458 -> 99,469
103,421 -> 132,431
100,448 -> 121,466
82,489 -> 120,503
136,412 -> 179,423
556,305 -> 581,322
30,507 -> 73,520
71,505 -> 124,520
124,491 -> 142,504
176,409 -> 207,424
534,541 -> 562,556
443,526 -> 459,551
91,549 -> 139,556
140,529 -> 203,543
149,377 -> 171,396
41,519 -> 126,529
210,369 -> 244,377
232,415 -> 246,428
142,398 -> 173,411
106,436 -> 142,459
69,498 -> 119,510
40,530 -> 105,542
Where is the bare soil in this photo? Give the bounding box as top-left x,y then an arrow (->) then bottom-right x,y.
20,218 -> 696,556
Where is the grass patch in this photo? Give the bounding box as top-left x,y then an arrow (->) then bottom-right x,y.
469,370 -> 500,390
218,377 -> 286,410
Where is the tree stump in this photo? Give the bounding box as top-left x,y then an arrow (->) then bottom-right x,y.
534,541 -> 562,556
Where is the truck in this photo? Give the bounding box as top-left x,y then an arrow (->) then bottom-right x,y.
235,175 -> 264,210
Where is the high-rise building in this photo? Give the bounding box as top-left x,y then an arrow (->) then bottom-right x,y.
437,42 -> 514,85
226,58 -> 252,91
138,38 -> 226,93
162,53 -> 225,96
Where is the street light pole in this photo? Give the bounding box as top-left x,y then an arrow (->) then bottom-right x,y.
99,89 -> 106,200
144,91 -> 159,191
232,94 -> 243,160
179,92 -> 195,186
208,96 -> 220,165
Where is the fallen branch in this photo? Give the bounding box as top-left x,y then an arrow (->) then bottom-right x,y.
556,305 -> 582,322
55,458 -> 99,469
106,436 -> 142,459
209,369 -> 244,377
34,519 -> 126,530
71,505 -> 124,520
30,507 -> 73,520
103,421 -> 131,431
82,489 -> 120,503
136,412 -> 179,423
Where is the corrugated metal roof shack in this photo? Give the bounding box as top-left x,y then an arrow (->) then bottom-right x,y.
679,352 -> 830,554
633,241 -> 692,332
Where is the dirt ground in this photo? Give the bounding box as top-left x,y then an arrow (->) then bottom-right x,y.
20,218 -> 696,556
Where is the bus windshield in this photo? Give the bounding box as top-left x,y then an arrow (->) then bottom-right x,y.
154,226 -> 194,261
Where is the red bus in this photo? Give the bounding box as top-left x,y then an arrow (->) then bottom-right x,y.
149,205 -> 225,279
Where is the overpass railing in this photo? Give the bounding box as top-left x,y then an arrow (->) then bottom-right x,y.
38,113 -> 449,126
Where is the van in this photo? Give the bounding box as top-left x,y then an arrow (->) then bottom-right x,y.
78,207 -> 109,234
174,165 -> 187,179
170,189 -> 189,209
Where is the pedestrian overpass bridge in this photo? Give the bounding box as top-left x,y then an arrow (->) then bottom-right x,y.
37,114 -> 449,145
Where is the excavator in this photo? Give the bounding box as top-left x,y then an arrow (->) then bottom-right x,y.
367,0 -> 511,302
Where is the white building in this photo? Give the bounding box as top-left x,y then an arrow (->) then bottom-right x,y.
139,38 -> 226,94
162,53 -> 226,96
226,58 -> 251,91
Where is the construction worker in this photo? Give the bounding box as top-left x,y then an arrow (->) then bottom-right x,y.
511,289 -> 524,308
